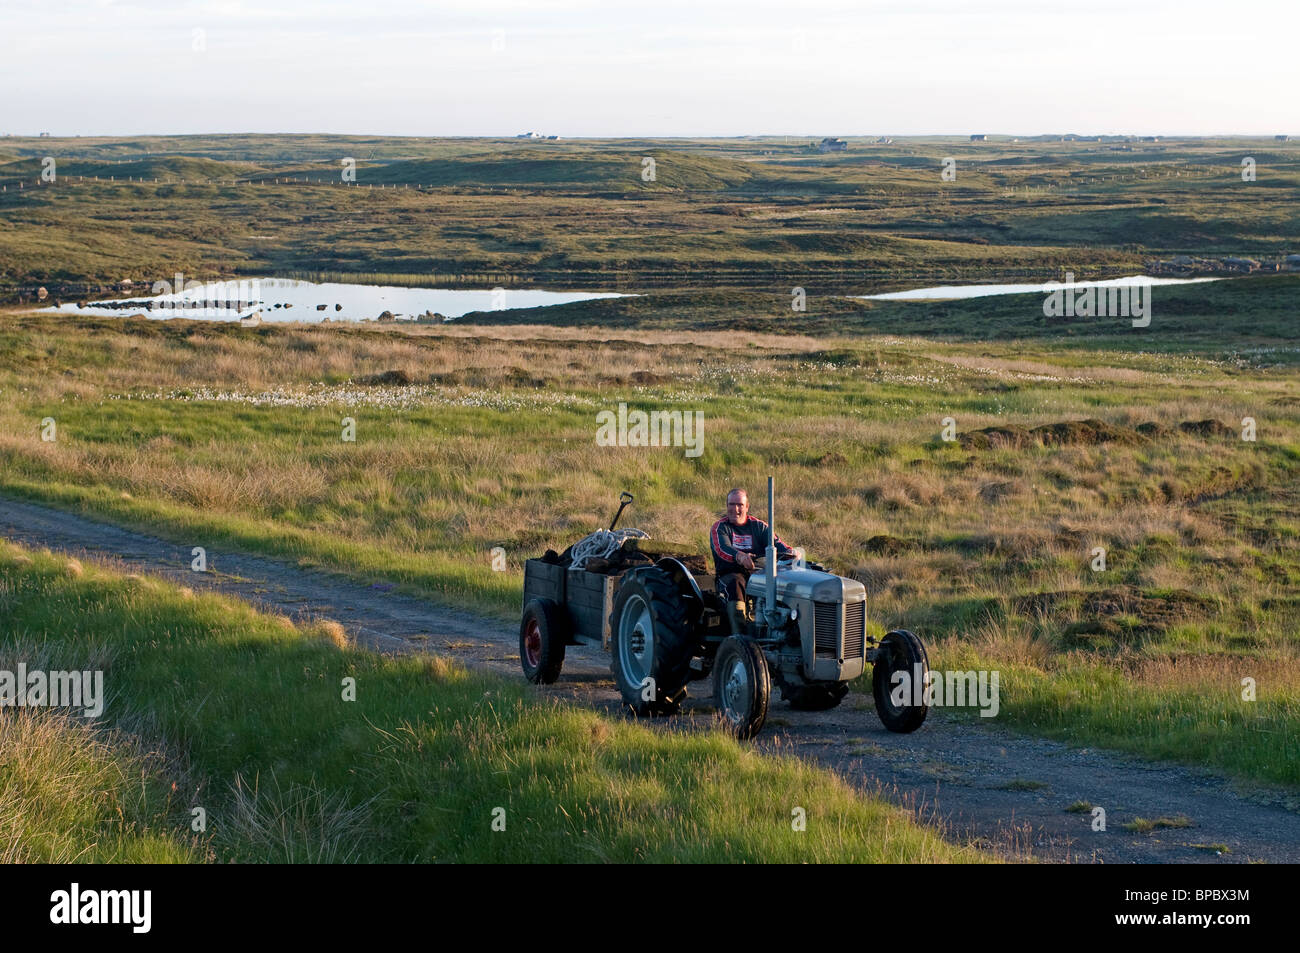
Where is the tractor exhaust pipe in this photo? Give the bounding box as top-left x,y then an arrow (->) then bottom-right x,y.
766,475 -> 777,626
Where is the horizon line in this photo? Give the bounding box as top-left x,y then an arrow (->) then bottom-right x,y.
5,132 -> 1296,141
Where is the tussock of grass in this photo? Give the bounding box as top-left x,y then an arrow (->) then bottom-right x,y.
312,619 -> 350,649
1123,815 -> 1193,833
997,779 -> 1049,792
223,773 -> 375,864
0,707 -> 204,863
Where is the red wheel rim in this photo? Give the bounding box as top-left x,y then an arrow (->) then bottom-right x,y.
524,618 -> 542,667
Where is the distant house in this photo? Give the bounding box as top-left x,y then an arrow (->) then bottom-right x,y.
969,134 -> 987,142
818,137 -> 847,153
546,135 -> 561,140
516,131 -> 543,139
1276,135 -> 1291,141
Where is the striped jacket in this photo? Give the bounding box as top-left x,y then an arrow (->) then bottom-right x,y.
709,516 -> 792,575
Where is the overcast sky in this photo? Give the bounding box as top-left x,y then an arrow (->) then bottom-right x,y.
2,0 -> 1294,137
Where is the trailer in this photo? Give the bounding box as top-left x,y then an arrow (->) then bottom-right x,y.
522,556 -> 622,652
519,537 -> 711,681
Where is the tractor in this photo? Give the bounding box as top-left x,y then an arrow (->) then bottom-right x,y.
518,478 -> 929,739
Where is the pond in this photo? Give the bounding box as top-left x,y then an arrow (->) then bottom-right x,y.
41,278 -> 631,323
858,275 -> 1221,301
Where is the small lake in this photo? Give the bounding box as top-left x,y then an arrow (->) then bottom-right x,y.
858,275 -> 1221,301
42,278 -> 631,323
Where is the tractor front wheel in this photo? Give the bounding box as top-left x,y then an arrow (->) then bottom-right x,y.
871,629 -> 929,733
713,636 -> 771,740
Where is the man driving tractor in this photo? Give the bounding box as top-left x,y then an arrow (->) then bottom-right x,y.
710,487 -> 796,608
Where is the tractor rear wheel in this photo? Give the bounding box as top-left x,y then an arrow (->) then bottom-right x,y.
713,636 -> 770,740
871,629 -> 929,733
609,567 -> 695,716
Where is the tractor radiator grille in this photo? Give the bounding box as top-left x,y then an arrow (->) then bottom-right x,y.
813,601 -> 840,658
843,601 -> 866,660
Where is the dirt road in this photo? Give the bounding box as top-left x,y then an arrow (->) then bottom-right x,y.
3,494 -> 1297,863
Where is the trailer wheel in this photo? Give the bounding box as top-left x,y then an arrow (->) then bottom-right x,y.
781,681 -> 850,711
713,636 -> 770,740
609,568 -> 695,716
520,598 -> 566,684
872,629 -> 929,733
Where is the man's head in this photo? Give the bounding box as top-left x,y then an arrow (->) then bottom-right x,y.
725,488 -> 749,525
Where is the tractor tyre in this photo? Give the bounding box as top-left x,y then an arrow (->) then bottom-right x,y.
872,629 -> 930,733
713,636 -> 771,740
609,567 -> 696,716
520,598 -> 567,684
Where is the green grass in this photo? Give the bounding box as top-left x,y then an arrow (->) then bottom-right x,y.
0,705 -> 205,863
0,540 -> 980,863
932,647 -> 1300,787
0,473 -> 520,620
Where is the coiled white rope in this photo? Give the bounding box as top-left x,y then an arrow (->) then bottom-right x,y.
568,528 -> 650,570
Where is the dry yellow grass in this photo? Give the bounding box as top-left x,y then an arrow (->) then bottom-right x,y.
1120,655 -> 1300,687
923,351 -> 1159,384
29,318 -> 825,395
313,619 -> 349,649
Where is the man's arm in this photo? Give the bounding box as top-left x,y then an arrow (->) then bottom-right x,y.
710,519 -> 745,570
